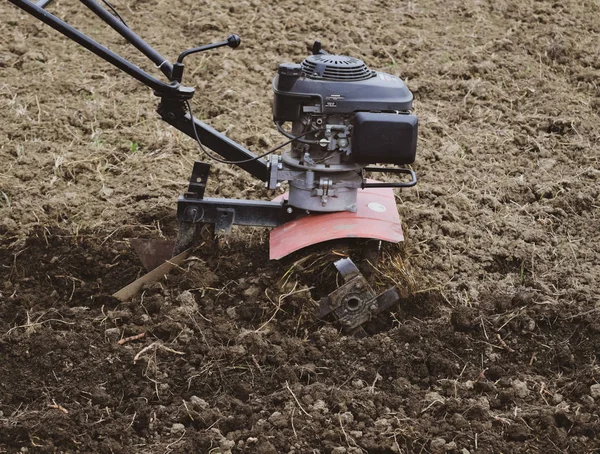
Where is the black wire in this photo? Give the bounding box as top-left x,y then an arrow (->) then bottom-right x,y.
275,121 -> 320,144
185,100 -> 316,165
101,0 -> 129,27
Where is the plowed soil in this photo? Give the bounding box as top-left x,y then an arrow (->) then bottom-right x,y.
1,0 -> 599,453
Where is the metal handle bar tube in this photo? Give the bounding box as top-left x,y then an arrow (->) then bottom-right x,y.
176,35 -> 240,64
36,0 -> 55,8
7,0 -> 189,98
155,98 -> 267,181
171,35 -> 240,82
80,0 -> 173,80
361,167 -> 417,188
182,114 -> 269,181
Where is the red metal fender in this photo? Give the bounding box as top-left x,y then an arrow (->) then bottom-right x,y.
269,186 -> 404,260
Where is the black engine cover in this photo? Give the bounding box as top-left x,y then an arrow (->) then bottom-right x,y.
352,112 -> 418,165
272,57 -> 414,122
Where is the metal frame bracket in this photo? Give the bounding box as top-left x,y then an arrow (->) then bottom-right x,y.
177,161 -> 294,229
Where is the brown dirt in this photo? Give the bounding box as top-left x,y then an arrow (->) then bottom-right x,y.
1,0 -> 599,453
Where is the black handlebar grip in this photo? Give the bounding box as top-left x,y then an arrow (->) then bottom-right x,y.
227,34 -> 241,48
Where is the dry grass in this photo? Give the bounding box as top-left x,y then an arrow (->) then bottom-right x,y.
4,310 -> 74,338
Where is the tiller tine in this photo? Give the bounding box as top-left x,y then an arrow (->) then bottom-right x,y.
319,257 -> 400,333
130,238 -> 176,272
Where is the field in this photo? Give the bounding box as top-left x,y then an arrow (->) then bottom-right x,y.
1,0 -> 599,452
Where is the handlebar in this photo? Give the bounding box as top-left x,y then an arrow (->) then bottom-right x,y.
7,0 -> 239,100
8,0 -> 268,180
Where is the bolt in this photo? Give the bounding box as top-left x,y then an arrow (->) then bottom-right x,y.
186,207 -> 200,221
286,207 -> 293,214
341,320 -> 353,327
369,303 -> 379,312
278,163 -> 283,170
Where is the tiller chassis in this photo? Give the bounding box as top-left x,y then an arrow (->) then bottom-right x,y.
9,0 -> 419,333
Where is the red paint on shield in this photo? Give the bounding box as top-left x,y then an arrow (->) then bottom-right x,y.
269,186 -> 404,260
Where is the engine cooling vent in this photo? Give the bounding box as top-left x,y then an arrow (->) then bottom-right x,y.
301,54 -> 375,81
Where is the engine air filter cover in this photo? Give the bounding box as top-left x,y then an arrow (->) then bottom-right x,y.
272,53 -> 414,120
352,112 -> 418,165
301,55 -> 375,81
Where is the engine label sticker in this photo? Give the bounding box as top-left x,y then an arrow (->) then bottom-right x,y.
326,94 -> 344,108
367,202 -> 387,213
378,73 -> 399,83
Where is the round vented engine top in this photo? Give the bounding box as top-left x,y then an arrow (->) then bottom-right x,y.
301,54 -> 375,81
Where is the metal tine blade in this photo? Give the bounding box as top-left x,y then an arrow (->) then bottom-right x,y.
130,239 -> 176,272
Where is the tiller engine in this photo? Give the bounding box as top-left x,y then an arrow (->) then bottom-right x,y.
10,0 -> 418,333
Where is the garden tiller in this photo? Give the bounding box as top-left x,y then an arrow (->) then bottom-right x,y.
9,0 -> 419,333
